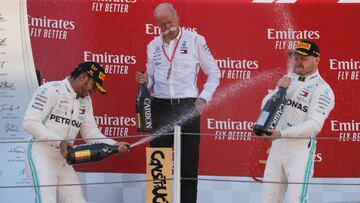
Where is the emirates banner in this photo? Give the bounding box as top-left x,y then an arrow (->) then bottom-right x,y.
26,0 -> 360,180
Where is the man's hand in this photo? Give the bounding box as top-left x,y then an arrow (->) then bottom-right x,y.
264,129 -> 281,142
135,71 -> 147,84
60,140 -> 74,159
277,76 -> 291,88
194,98 -> 207,114
115,142 -> 131,156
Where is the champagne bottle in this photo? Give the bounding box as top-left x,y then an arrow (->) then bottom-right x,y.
66,143 -> 119,165
136,72 -> 152,131
253,87 -> 287,136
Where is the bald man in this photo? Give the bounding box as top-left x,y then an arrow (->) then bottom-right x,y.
136,3 -> 220,203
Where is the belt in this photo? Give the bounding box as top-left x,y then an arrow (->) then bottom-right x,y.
152,97 -> 196,106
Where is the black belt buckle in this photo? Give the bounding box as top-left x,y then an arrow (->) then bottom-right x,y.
170,98 -> 180,105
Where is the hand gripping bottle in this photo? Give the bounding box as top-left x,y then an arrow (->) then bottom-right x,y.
136,72 -> 152,131
67,143 -> 120,165
253,87 -> 287,136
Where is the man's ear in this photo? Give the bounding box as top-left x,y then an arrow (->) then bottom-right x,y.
176,14 -> 180,23
314,56 -> 320,64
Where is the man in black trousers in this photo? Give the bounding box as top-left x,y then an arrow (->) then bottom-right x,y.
135,3 -> 220,202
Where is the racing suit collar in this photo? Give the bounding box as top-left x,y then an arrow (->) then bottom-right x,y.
64,77 -> 77,98
289,70 -> 319,82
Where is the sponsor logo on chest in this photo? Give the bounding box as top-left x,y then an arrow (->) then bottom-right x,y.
180,41 -> 188,54
286,99 -> 308,113
49,114 -> 81,128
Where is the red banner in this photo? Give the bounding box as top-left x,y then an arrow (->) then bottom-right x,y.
27,0 -> 360,178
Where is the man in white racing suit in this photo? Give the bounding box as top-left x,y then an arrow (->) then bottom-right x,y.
23,62 -> 130,203
261,40 -> 335,203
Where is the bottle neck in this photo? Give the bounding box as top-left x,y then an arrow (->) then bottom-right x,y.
141,82 -> 149,93
278,86 -> 287,92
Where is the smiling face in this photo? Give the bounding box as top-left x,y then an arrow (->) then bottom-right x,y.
288,53 -> 320,76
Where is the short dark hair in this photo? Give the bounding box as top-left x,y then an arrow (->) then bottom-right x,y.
70,64 -> 87,79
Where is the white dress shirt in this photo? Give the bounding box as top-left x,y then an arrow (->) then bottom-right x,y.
146,28 -> 220,103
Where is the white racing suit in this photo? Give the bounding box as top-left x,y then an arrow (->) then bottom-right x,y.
261,70 -> 335,203
23,78 -> 116,203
